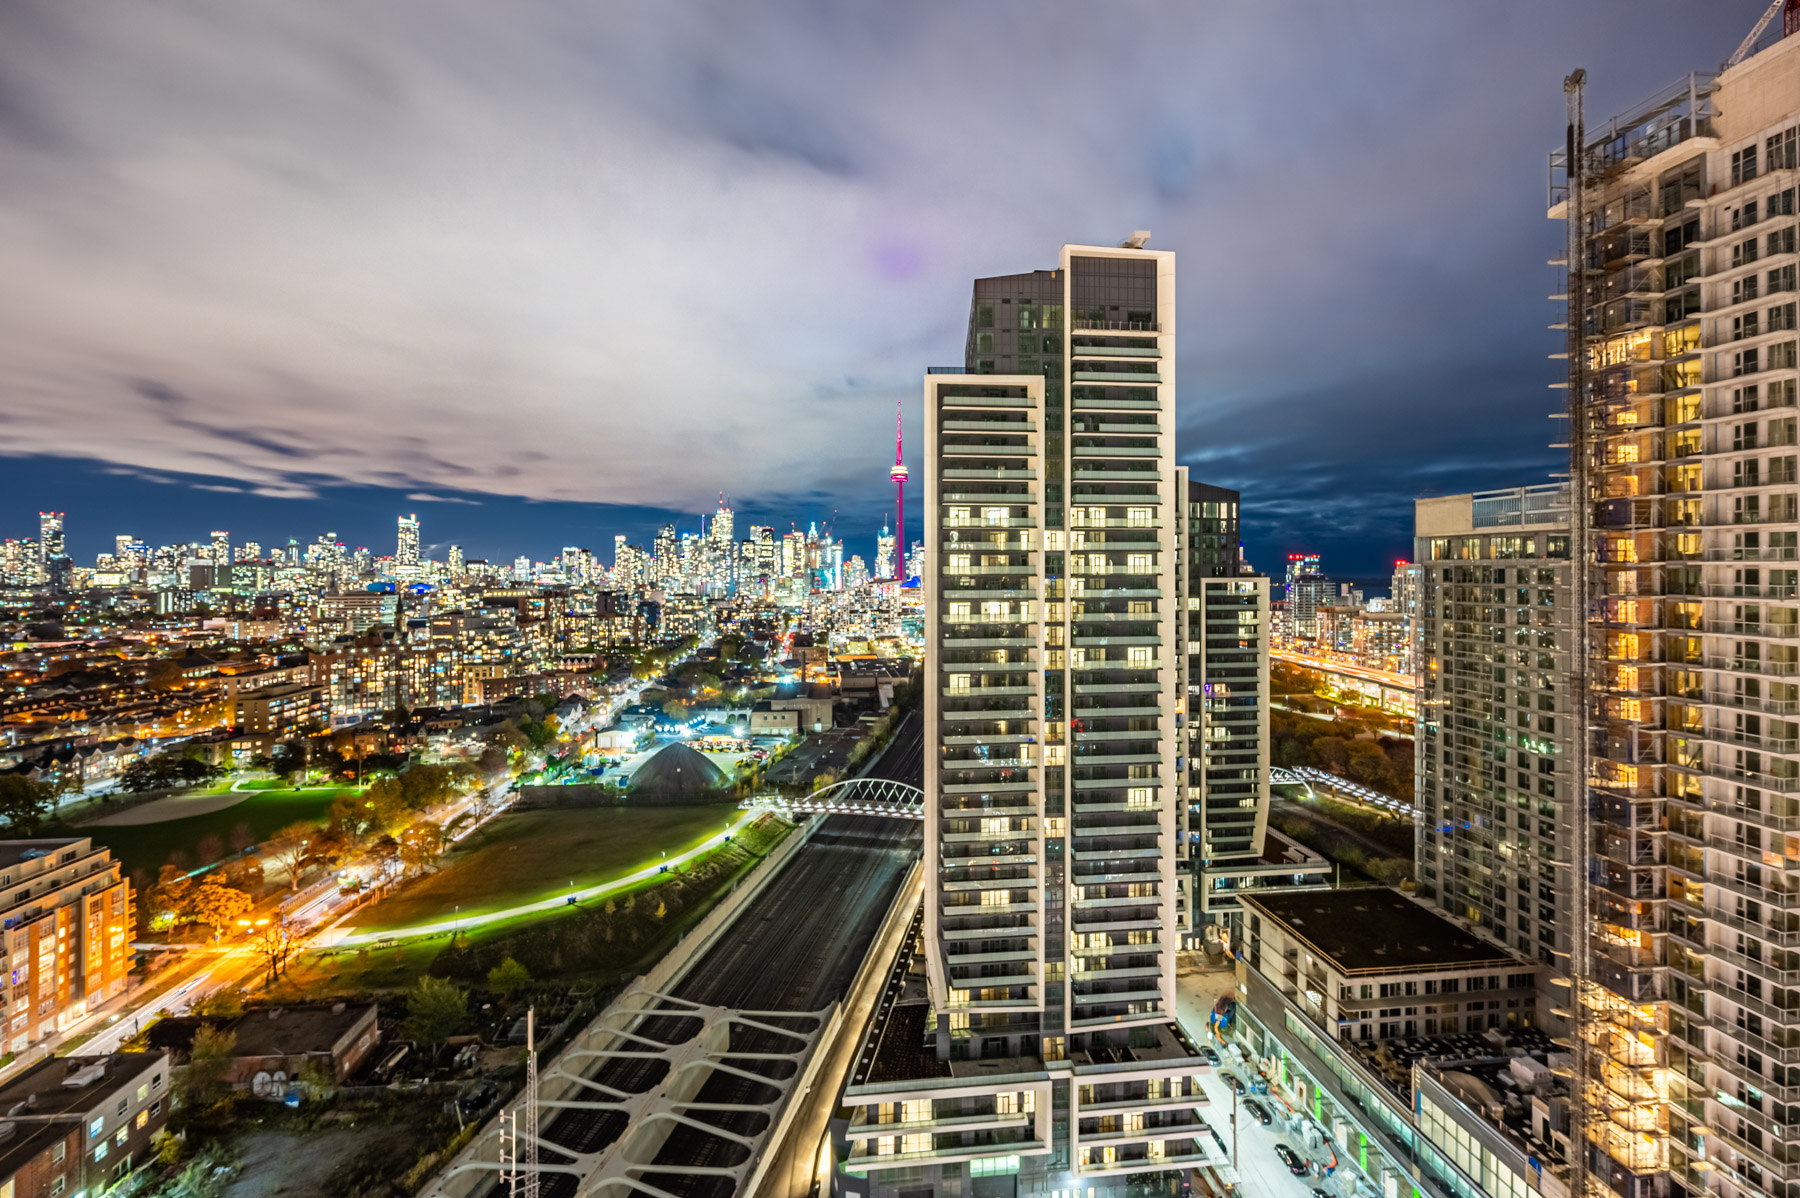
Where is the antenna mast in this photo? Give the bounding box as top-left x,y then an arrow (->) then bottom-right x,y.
890,399 -> 909,580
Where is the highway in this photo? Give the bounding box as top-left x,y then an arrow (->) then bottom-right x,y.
519,716 -> 924,1198
1273,650 -> 1415,692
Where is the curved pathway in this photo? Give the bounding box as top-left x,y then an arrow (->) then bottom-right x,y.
322,809 -> 769,947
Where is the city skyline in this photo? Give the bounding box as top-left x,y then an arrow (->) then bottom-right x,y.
0,2 -> 1773,577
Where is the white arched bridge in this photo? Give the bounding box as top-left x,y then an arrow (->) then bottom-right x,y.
742,776 -> 925,820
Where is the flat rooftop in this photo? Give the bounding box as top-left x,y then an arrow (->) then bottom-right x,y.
1241,888 -> 1523,974
0,839 -> 84,868
0,1053 -> 164,1117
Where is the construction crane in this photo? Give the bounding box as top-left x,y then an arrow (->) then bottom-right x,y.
1726,0 -> 1800,68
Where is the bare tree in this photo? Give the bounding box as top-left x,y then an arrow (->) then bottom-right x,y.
263,822 -> 317,891
252,915 -> 298,986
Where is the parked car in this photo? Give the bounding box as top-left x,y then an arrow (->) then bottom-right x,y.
1209,1123 -> 1229,1156
1226,1073 -> 1246,1094
1244,1097 -> 1273,1125
1275,1143 -> 1307,1175
1200,1045 -> 1221,1066
1311,1189 -> 1334,1198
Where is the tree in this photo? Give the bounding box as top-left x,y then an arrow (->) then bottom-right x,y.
304,825 -> 352,871
0,776 -> 51,835
264,822 -> 317,890
146,866 -> 195,933
396,763 -> 456,809
1346,739 -> 1398,795
181,1024 -> 237,1104
119,751 -> 225,793
252,916 -> 298,986
662,700 -> 690,721
294,1057 -> 337,1104
396,820 -> 444,875
195,834 -> 224,865
1310,736 -> 1350,775
402,975 -> 468,1047
186,877 -> 252,942
486,956 -> 532,997
269,741 -> 307,782
327,793 -> 375,843
219,855 -> 262,891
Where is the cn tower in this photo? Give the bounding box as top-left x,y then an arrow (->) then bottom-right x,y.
889,399 -> 908,580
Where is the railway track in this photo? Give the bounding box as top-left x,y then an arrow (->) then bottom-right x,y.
511,716 -> 924,1198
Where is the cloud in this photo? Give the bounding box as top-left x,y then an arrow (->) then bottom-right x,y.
405,492 -> 481,505
0,0 -> 1771,573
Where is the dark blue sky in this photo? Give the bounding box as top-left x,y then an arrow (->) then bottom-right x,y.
0,1 -> 1776,579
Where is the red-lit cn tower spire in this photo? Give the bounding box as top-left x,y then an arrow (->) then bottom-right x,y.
890,399 -> 908,580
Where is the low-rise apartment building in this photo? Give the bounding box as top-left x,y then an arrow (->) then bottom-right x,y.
234,682 -> 323,740
0,839 -> 133,1050
0,1051 -> 172,1196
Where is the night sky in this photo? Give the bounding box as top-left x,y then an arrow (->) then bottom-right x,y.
0,2 -> 1773,580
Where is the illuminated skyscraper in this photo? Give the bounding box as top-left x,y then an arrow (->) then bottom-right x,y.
37,512 -> 63,581
839,238 -> 1212,1191
210,530 -> 230,567
875,523 -> 896,581
396,514 -> 420,566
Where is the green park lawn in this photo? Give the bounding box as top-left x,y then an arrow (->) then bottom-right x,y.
86,787 -> 360,881
351,803 -> 744,933
283,812 -> 792,994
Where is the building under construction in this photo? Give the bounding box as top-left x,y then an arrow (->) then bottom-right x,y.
1553,10 -> 1800,1198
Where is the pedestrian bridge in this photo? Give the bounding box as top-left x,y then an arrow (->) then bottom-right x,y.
741,777 -> 925,820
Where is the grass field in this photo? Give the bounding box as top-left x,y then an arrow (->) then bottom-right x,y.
350,802 -> 745,933
284,813 -> 793,993
85,787 -> 359,881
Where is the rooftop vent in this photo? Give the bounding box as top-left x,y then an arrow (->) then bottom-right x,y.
61,1063 -> 106,1089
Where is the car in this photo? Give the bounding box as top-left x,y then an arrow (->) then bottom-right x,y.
1275,1143 -> 1307,1175
1226,1073 -> 1246,1094
1200,1045 -> 1221,1066
1244,1097 -> 1272,1125
1209,1123 -> 1229,1156
1311,1189 -> 1333,1198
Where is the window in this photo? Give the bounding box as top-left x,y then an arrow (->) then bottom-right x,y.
1734,145 -> 1760,187
1126,553 -> 1153,573
1770,128 -> 1798,175
88,1117 -> 103,1140
135,1110 -> 147,1130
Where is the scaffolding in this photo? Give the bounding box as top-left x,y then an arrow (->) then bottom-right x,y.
1560,69 -> 1678,1198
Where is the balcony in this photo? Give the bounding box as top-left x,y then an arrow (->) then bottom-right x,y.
1704,547 -> 1800,561
1703,691 -> 1800,715
1704,656 -> 1798,676
1705,761 -> 1800,791
1072,318 -> 1159,333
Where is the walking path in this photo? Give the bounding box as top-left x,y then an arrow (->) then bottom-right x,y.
85,789 -> 251,826
320,809 -> 768,948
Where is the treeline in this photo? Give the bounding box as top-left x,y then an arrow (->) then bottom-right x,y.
1271,710 -> 1414,803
